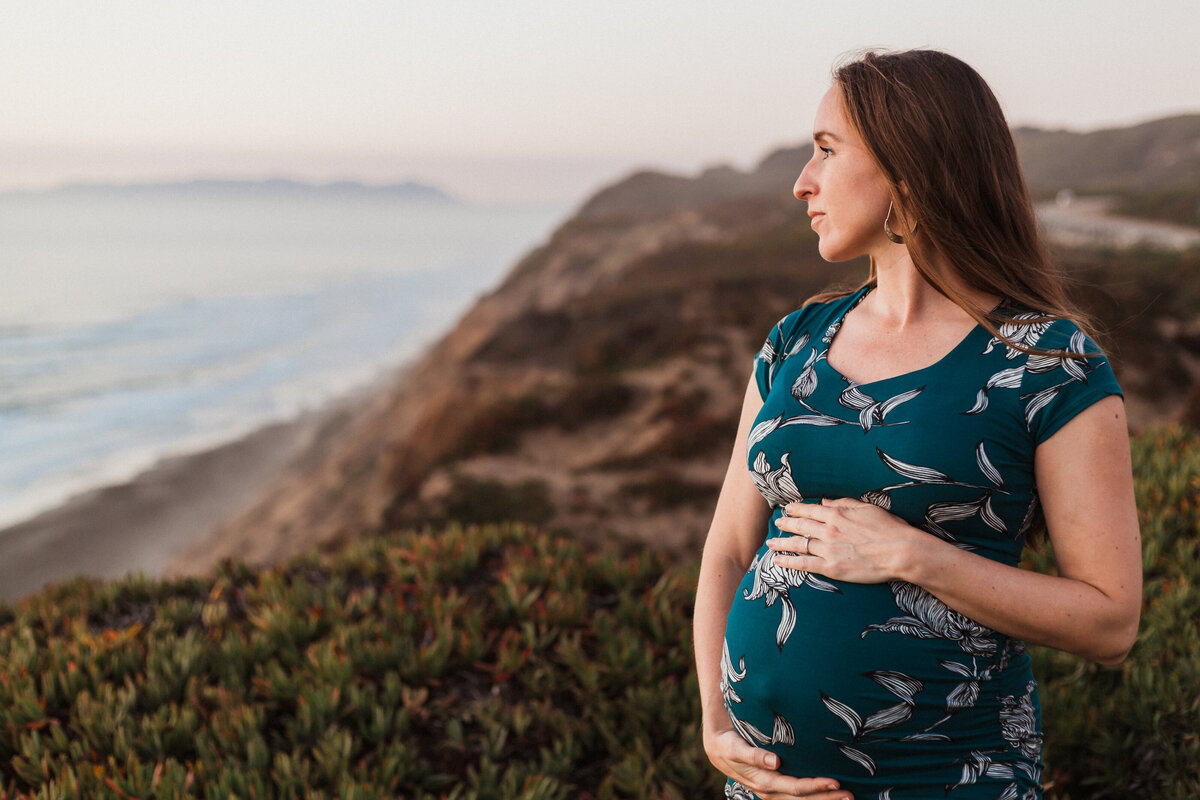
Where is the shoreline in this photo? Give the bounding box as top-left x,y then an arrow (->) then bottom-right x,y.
0,411 -> 328,603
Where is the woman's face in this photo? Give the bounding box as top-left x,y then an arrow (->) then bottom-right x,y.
793,85 -> 895,262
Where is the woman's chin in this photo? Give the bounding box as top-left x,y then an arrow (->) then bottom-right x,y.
817,240 -> 853,263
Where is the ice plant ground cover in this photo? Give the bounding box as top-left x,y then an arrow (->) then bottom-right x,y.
0,426 -> 1196,799
1027,423 -> 1200,798
0,524 -> 712,799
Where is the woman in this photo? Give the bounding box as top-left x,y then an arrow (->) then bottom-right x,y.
693,50 -> 1142,800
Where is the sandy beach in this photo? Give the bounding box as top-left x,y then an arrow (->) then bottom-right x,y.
0,413 -> 325,603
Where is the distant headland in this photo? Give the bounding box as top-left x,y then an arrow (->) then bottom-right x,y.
1,178 -> 460,204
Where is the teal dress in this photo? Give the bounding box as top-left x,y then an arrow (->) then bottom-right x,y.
722,288 -> 1121,800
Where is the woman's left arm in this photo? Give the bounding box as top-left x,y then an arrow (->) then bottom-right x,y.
770,395 -> 1142,666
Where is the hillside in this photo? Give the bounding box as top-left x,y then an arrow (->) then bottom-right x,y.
174,116 -> 1200,573
1016,115 -> 1200,192
1015,114 -> 1200,226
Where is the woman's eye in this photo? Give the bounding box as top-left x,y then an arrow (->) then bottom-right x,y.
819,146 -> 833,159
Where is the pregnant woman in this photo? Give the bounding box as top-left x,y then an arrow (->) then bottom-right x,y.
693,50 -> 1142,800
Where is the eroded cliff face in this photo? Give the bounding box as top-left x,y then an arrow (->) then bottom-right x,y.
177,132 -> 1200,573
174,163 -> 819,568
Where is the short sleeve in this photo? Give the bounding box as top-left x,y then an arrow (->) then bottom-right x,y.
1021,320 -> 1123,445
753,316 -> 789,400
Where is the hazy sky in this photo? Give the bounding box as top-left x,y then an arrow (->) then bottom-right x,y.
3,1 -> 1198,203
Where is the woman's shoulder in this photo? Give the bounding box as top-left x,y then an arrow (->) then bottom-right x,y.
753,288 -> 867,398
983,303 -> 1123,441
986,301 -> 1102,358
768,287 -> 867,347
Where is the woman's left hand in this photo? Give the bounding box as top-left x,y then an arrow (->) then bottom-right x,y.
767,498 -> 923,584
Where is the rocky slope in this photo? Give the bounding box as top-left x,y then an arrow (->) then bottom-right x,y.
174,119 -> 1200,573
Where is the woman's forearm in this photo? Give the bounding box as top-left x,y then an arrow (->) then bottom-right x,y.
771,494 -> 1141,665
695,376 -> 772,733
694,544 -> 745,735
897,533 -> 1139,665
899,403 -> 1142,666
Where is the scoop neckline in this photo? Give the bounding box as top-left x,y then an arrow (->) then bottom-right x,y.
821,286 -> 989,391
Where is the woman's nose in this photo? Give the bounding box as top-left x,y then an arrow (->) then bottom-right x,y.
793,163 -> 816,200
793,173 -> 812,201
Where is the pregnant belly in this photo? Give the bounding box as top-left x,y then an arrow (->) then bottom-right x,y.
723,547 -> 895,721
720,544 -> 1019,782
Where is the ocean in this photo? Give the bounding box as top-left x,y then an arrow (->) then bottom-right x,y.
0,189 -> 568,530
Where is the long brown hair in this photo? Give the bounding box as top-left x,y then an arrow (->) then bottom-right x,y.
808,49 -> 1097,352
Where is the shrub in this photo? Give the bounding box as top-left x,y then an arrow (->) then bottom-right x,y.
1110,188 -> 1200,228
0,524 -> 713,799
0,427 -> 1197,798
1028,424 -> 1200,798
445,377 -> 635,463
440,477 -> 556,527
617,473 -> 721,512
445,396 -> 550,460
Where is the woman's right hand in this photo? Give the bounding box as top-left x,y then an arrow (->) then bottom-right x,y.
703,729 -> 853,800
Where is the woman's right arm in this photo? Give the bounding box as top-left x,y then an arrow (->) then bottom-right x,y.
693,377 -> 850,800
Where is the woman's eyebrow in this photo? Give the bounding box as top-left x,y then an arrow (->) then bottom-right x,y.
813,131 -> 842,143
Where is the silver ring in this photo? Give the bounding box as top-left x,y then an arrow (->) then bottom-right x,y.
802,534 -> 811,555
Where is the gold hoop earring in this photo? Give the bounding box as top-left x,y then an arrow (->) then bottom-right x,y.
883,201 -> 905,245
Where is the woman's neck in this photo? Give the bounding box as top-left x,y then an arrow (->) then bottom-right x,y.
869,252 -> 996,329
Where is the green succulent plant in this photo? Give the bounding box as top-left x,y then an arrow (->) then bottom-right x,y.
0,425 -> 1196,798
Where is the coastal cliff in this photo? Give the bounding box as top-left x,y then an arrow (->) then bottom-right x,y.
176,117 -> 1200,573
